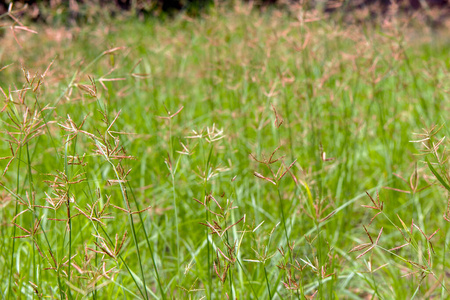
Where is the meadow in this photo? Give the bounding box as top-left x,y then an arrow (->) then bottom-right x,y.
1,2 -> 450,299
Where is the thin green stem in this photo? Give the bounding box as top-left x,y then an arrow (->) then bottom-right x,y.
264,265 -> 273,300
25,144 -> 37,300
7,142 -> 21,299
168,120 -> 180,283
63,136 -> 73,299
127,182 -> 167,300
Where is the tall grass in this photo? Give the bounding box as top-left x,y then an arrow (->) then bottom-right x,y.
0,2 -> 450,299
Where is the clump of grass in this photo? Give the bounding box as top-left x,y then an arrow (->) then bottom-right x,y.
1,1 -> 450,299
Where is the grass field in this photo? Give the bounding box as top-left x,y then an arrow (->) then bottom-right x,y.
1,3 -> 450,299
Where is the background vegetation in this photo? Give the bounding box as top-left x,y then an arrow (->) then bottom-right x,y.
1,1 -> 450,299
1,0 -> 449,23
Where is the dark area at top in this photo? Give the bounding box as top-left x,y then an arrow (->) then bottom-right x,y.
0,0 -> 449,24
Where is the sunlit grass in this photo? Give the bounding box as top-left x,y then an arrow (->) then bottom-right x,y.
1,2 -> 450,299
